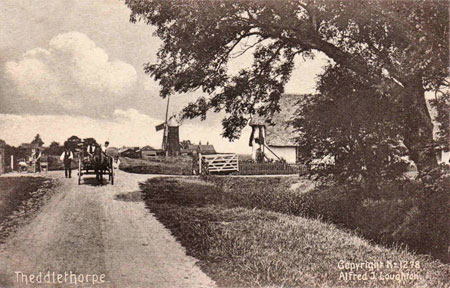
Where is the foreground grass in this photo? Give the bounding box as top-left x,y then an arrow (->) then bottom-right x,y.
140,177 -> 450,287
0,177 -> 54,223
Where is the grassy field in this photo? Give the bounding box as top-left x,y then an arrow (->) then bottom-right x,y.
0,177 -> 57,242
205,176 -> 449,263
119,156 -> 192,175
140,177 -> 450,287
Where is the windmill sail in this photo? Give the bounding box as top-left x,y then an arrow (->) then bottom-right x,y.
155,123 -> 165,131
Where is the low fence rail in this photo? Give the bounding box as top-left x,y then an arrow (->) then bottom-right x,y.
238,161 -> 304,175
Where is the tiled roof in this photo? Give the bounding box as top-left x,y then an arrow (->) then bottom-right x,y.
20,143 -> 39,149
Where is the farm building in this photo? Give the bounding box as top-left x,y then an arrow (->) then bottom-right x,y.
186,143 -> 216,155
141,145 -> 155,151
437,151 -> 450,164
20,143 -> 40,152
119,147 -> 142,159
180,148 -> 190,156
249,94 -> 302,164
141,145 -> 164,158
436,148 -> 450,164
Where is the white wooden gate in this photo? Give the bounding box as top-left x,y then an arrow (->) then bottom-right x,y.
199,153 -> 239,174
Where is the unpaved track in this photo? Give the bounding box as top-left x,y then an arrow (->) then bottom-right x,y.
0,171 -> 215,288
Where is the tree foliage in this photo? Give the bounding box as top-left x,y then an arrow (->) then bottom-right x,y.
126,0 -> 449,177
293,65 -> 409,185
47,141 -> 63,156
180,139 -> 192,149
65,135 -> 83,151
31,134 -> 44,147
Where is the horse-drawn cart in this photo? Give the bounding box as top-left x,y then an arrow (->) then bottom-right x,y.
77,149 -> 115,185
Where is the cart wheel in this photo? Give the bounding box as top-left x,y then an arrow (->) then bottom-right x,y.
78,158 -> 82,185
109,157 -> 114,185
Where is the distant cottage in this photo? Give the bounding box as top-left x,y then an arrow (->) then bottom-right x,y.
141,145 -> 164,158
186,143 -> 216,155
119,147 -> 142,159
249,94 -> 302,164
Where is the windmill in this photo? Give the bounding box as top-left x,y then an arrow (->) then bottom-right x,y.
155,95 -> 182,156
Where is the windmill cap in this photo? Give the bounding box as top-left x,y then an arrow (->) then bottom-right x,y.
167,117 -> 179,127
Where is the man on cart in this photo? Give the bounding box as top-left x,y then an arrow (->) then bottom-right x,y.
85,140 -> 96,161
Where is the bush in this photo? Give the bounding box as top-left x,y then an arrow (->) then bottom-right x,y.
399,174 -> 449,262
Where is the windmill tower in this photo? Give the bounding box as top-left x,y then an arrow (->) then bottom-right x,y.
155,95 -> 181,156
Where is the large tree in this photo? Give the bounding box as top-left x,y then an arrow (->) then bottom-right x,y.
126,0 -> 448,177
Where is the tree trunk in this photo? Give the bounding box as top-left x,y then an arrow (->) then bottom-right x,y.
401,76 -> 438,176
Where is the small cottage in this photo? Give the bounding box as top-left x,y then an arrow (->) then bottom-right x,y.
141,145 -> 158,158
119,147 -> 142,159
186,143 -> 216,155
436,148 -> 450,164
249,94 -> 302,164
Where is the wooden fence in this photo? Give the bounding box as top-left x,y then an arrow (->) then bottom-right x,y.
199,154 -> 305,175
200,153 -> 239,174
238,161 -> 304,175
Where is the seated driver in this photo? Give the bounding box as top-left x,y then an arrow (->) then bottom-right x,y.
86,142 -> 96,159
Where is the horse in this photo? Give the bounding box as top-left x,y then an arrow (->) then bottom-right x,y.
92,145 -> 105,184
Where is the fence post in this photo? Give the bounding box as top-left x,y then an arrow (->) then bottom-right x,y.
198,153 -> 202,174
11,155 -> 14,171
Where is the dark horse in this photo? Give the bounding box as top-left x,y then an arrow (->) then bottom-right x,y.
93,145 -> 106,184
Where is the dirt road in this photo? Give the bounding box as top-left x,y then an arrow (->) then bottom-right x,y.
0,171 -> 215,288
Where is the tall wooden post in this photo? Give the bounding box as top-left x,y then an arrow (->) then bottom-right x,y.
163,95 -> 170,157
0,143 -> 5,175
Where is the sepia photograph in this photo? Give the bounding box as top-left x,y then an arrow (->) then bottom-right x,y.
0,0 -> 449,287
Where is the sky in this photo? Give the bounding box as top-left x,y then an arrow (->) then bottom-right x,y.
0,0 -> 329,153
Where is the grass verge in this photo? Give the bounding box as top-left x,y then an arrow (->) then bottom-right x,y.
0,176 -> 57,242
119,156 -> 192,175
140,177 -> 450,287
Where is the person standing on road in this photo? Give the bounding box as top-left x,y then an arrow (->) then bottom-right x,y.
60,144 -> 74,178
191,149 -> 199,175
33,148 -> 42,173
